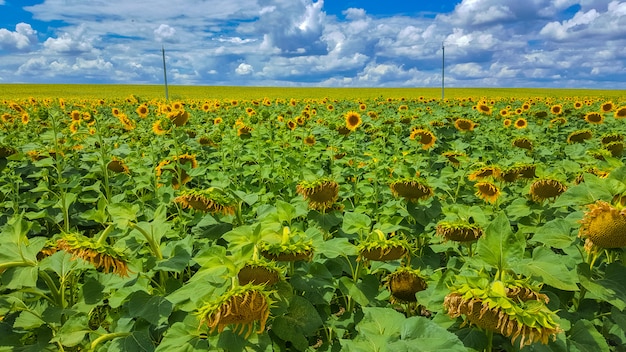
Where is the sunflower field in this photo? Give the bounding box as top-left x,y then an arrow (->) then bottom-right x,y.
2,90 -> 626,351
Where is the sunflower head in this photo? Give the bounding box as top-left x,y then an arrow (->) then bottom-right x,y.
601,133 -> 623,145
513,137 -> 533,151
614,106 -> 626,119
600,101 -> 614,113
442,151 -> 466,167
296,179 -> 339,211
390,178 -> 434,202
604,141 -> 624,157
567,129 -> 592,144
175,188 -> 236,215
444,279 -> 561,348
529,178 -> 567,203
475,182 -> 501,204
196,283 -> 273,338
579,200 -> 626,250
0,145 -> 17,158
384,266 -> 428,303
409,128 -> 437,150
436,221 -> 483,242
357,230 -> 409,262
107,157 -> 130,174
237,260 -> 283,286
514,118 -> 528,129
468,166 -> 501,181
345,111 -> 362,131
168,109 -> 189,126
584,112 -> 604,124
52,232 -> 130,277
454,118 -> 476,132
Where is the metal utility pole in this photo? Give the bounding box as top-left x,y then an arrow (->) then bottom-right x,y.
441,41 -> 445,100
162,46 -> 169,100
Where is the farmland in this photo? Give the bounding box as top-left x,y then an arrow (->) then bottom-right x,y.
1,86 -> 626,351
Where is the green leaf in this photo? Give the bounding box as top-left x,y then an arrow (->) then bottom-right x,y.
108,202 -> 140,229
568,319 -> 610,352
276,200 -> 296,224
272,296 -> 324,351
156,315 -> 208,352
342,212 -> 371,235
578,263 -> 626,310
475,211 -> 524,271
393,316 -> 466,351
519,247 -> 579,291
127,291 -> 173,325
13,311 -> 45,330
531,218 -> 576,249
110,329 -> 155,352
53,314 -> 90,347
338,275 -> 380,307
315,237 -> 358,258
1,266 -> 39,290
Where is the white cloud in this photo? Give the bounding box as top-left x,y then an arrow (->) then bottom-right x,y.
0,23 -> 37,50
235,63 -> 253,75
154,24 -> 177,42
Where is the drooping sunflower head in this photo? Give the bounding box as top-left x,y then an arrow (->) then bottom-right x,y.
468,165 -> 501,181
258,227 -> 315,262
167,109 -> 190,126
409,128 -> 437,150
384,266 -> 428,303
529,178 -> 567,203
475,182 -> 501,204
357,230 -> 409,262
237,260 -> 283,286
296,179 -> 339,211
0,145 -> 17,158
107,156 -> 130,174
578,200 -> 626,250
604,141 -> 624,157
444,279 -> 561,348
454,118 -> 476,132
390,178 -> 434,202
436,221 -> 483,242
442,151 -> 466,167
601,133 -> 624,145
614,106 -> 626,119
174,188 -> 236,215
345,111 -> 362,131
584,112 -> 604,124
567,129 -> 592,144
53,232 -> 130,277
196,283 -> 273,338
512,137 -> 533,151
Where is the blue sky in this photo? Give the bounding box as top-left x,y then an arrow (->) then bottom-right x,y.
0,0 -> 625,88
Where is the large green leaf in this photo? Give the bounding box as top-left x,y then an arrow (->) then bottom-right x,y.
568,319 -> 610,352
520,247 -> 579,291
156,315 -> 208,352
127,291 -> 173,326
342,212 -> 371,235
391,316 -> 466,351
475,211 -> 524,271
271,296 -> 324,351
530,218 -> 576,249
315,237 -> 358,258
578,263 -> 626,310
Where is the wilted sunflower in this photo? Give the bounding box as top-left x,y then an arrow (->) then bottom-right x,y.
514,118 -> 528,129
237,260 -> 282,286
390,178 -> 434,202
567,129 -> 592,144
384,267 -> 427,303
107,157 -> 130,174
500,167 -> 520,183
442,151 -> 465,167
52,232 -> 130,277
512,137 -> 533,150
604,141 -> 624,157
475,182 -> 501,204
454,118 -> 476,132
237,125 -> 253,138
468,166 -> 501,181
409,128 -> 437,150
436,221 -> 483,242
579,200 -> 626,251
614,106 -> 626,119
549,117 -> 567,128
174,188 -> 236,215
168,109 -> 189,126
529,178 -> 567,202
357,230 -> 409,262
444,280 -> 561,348
259,227 -> 314,262
584,112 -> 604,124
296,179 -> 339,211
155,153 -> 198,189
197,283 -> 272,338
601,133 -> 623,145
345,111 -> 362,131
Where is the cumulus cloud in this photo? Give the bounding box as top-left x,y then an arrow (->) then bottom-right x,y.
154,24 -> 177,43
235,63 -> 253,75
0,23 -> 37,50
43,25 -> 96,54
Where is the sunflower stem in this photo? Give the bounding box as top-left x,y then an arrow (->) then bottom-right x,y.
96,224 -> 114,246
485,330 -> 494,352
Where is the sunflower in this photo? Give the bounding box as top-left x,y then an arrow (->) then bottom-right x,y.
476,103 -> 492,115
442,151 -> 465,167
259,227 -> 314,262
70,110 -> 82,121
296,179 -> 339,211
152,119 -> 168,135
52,232 -> 130,277
136,104 -> 149,118
601,101 -> 614,113
117,113 -> 135,130
499,109 -> 508,117
69,120 -> 80,134
454,118 -> 476,132
567,129 -> 592,144
237,261 -> 282,286
444,280 -> 561,348
111,107 -> 121,116
168,109 -> 189,126
584,112 -> 604,124
475,182 -> 501,204
512,137 -> 533,151
174,188 -> 236,215
237,125 -> 253,138
601,133 -> 624,145
0,145 -> 17,158
357,230 -> 409,262
550,104 -> 562,115
579,200 -> 626,250
574,101 -> 583,109
604,141 -> 623,157
384,267 -> 427,303
390,178 -> 434,202
549,117 -> 567,127
107,157 -> 130,174
303,135 -> 316,146
409,128 -> 437,150
514,118 -> 527,129
156,154 -> 198,189
214,117 -> 223,125
468,166 -> 501,181
345,111 -> 362,131
436,221 -> 483,242
197,283 -> 272,338
529,179 -> 567,202
614,106 -> 626,119
503,119 -> 512,128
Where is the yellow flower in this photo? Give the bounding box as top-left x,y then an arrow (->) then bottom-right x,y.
409,128 -> 436,150
345,111 -> 362,131
475,182 -> 500,204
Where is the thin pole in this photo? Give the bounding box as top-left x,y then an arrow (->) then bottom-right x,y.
162,46 -> 169,101
441,41 -> 445,100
